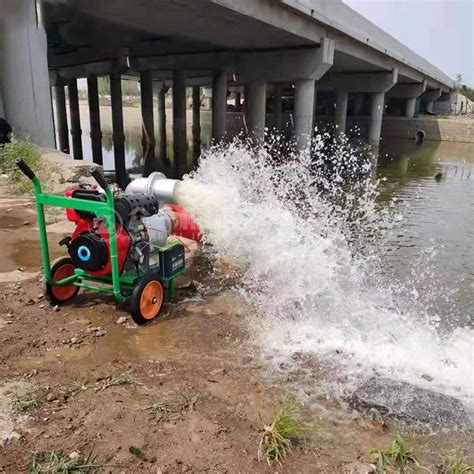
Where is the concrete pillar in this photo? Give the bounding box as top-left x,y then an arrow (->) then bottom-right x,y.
274,86 -> 283,132
156,82 -> 168,166
406,98 -> 417,118
52,84 -> 69,153
212,71 -> 227,143
245,80 -> 267,142
235,92 -> 242,108
110,73 -> 128,189
140,70 -> 156,176
369,92 -> 385,145
87,75 -> 103,165
294,79 -> 316,150
0,0 -> 55,147
353,94 -> 364,116
421,89 -> 441,114
312,83 -> 319,131
68,79 -> 83,160
192,86 -> 201,164
335,90 -> 349,135
173,69 -> 187,177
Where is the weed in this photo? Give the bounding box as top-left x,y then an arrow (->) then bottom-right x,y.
438,450 -> 473,474
11,388 -> 43,414
148,393 -> 199,422
0,137 -> 41,194
59,380 -> 88,398
369,434 -> 427,473
30,448 -> 113,473
129,446 -> 146,460
95,371 -> 139,391
257,398 -> 312,466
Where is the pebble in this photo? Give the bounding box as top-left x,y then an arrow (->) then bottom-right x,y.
116,316 -> 127,325
69,451 -> 80,461
53,305 -> 59,312
342,463 -> 376,474
95,330 -> 107,337
46,392 -> 56,402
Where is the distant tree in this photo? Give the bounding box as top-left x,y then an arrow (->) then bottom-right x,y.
460,84 -> 474,102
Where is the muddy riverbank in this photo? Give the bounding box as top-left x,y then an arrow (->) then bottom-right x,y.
0,196 -> 472,473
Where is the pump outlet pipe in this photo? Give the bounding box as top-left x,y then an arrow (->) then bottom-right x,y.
125,172 -> 183,205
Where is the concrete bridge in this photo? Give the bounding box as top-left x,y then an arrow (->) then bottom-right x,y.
0,0 -> 454,186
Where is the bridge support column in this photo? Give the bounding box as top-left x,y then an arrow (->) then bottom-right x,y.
68,79 -> 83,160
156,81 -> 168,166
312,84 -> 319,131
87,75 -> 103,165
388,81 -> 426,118
110,73 -> 128,189
421,89 -> 442,114
0,0 -> 55,147
405,98 -> 417,118
52,83 -> 69,153
192,86 -> 201,164
369,92 -> 385,146
140,71 -> 156,175
245,79 -> 267,142
173,69 -> 187,177
235,92 -> 242,108
212,71 -> 227,143
294,79 -> 316,150
335,90 -> 348,135
274,86 -> 283,132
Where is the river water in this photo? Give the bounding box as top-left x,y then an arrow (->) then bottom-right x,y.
72,105 -> 473,409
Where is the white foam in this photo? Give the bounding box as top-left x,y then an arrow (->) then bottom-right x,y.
176,136 -> 474,413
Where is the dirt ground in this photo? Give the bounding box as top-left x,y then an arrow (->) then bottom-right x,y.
0,197 -> 472,473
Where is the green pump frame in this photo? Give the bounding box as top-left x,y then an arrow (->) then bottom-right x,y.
17,160 -> 181,302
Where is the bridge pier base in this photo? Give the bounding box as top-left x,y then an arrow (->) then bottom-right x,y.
52,82 -> 69,153
68,79 -> 83,160
294,79 -> 316,151
335,90 -> 348,136
369,92 -> 385,146
192,85 -> 201,164
273,86 -> 283,132
156,82 -> 168,167
212,71 -> 227,143
245,79 -> 267,142
406,98 -> 417,118
173,70 -> 187,177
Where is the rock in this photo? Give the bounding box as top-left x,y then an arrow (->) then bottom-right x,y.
350,377 -> 470,429
342,462 -> 377,474
53,305 -> 59,312
46,392 -> 57,402
69,451 -> 80,461
94,330 -> 107,337
70,337 -> 78,344
116,316 -> 127,325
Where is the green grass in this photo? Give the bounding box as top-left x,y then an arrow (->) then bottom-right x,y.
30,449 -> 113,473
0,136 -> 41,194
257,398 -> 312,465
59,380 -> 88,398
369,435 -> 428,473
438,450 -> 473,474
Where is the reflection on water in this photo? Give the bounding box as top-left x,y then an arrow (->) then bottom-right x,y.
376,139 -> 473,325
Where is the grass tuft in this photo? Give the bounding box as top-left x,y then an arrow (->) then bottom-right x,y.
0,137 -> 41,194
438,450 -> 473,474
257,398 -> 312,466
59,380 -> 88,398
11,388 -> 43,414
369,434 -> 428,473
30,448 -> 113,473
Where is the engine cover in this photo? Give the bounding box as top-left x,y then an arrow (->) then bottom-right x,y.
68,231 -> 109,272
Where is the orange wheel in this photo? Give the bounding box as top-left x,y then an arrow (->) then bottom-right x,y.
130,275 -> 164,325
44,257 -> 80,305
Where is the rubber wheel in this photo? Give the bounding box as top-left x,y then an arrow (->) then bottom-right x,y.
130,275 -> 164,325
44,257 -> 80,306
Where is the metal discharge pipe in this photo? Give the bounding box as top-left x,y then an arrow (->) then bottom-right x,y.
125,172 -> 183,205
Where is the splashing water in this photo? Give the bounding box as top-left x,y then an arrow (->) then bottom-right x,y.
176,134 -> 473,413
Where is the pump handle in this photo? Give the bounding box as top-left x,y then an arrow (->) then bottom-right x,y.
91,168 -> 108,190
15,158 -> 36,181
